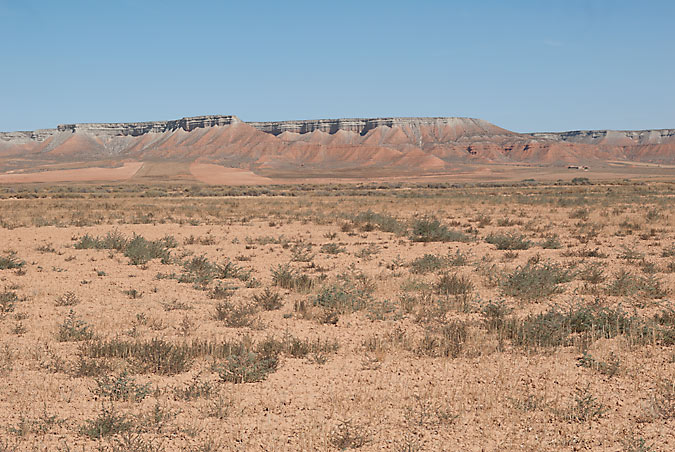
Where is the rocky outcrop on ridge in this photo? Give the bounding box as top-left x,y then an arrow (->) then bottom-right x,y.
529,129 -> 675,146
248,117 -> 510,137
1,115 -> 674,174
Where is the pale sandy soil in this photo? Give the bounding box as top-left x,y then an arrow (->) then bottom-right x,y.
1,158 -> 675,186
189,163 -> 274,185
0,162 -> 143,183
0,183 -> 673,451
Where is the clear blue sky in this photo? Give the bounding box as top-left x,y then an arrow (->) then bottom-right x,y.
1,0 -> 674,133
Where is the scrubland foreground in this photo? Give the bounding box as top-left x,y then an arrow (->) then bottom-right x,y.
0,180 -> 673,451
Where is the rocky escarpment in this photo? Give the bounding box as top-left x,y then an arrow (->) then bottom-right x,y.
247,117 -> 508,137
1,115 -> 674,173
0,115 -> 242,143
529,129 -> 675,146
55,115 -> 241,137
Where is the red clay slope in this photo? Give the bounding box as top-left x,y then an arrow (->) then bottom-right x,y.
1,116 -> 674,178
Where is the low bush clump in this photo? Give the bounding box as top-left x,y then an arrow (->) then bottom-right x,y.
485,232 -> 532,250
503,304 -> 667,349
313,281 -> 372,314
0,251 -> 24,270
253,288 -> 284,310
215,345 -> 279,383
435,273 -> 474,296
93,371 -> 152,402
409,217 -> 471,243
409,254 -> 448,274
80,338 -> 192,375
74,231 -> 176,265
123,234 -> 175,265
540,233 -> 562,249
79,403 -> 132,439
271,264 -> 316,292
500,261 -> 573,300
349,210 -> 405,234
0,289 -> 19,313
214,301 -> 258,328
56,310 -> 94,342
605,270 -> 668,298
416,321 -> 468,358
179,256 -> 252,289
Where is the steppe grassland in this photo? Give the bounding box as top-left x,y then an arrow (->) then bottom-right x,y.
0,181 -> 674,451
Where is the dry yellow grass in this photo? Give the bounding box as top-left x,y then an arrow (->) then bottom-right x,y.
0,181 -> 673,451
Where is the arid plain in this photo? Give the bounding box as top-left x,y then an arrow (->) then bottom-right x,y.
0,180 -> 673,451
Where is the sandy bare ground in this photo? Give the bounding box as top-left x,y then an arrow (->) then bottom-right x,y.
0,162 -> 143,183
0,183 -> 673,451
189,163 -> 274,185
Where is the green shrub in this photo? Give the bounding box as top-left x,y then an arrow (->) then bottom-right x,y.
485,232 -> 532,250
179,255 -> 217,288
501,261 -> 573,300
313,281 -> 371,314
350,210 -> 405,234
0,252 -> 24,270
504,304 -> 659,349
271,264 -> 315,292
0,289 -> 18,313
290,243 -> 314,262
329,420 -> 371,450
320,243 -> 346,255
253,288 -> 284,310
81,338 -> 192,375
435,273 -> 474,296
409,217 -> 470,242
540,233 -> 562,249
558,386 -> 606,422
217,259 -> 252,281
256,335 -> 339,359
215,346 -> 278,383
178,256 -> 250,289
416,321 -> 468,358
74,230 -> 128,250
80,403 -> 132,439
214,301 -> 257,328
506,309 -> 569,348
605,270 -> 668,298
56,310 -> 94,342
172,375 -> 217,401
124,234 -> 173,265
481,300 -> 511,332
74,231 -> 175,266
410,254 -> 447,274
578,262 -> 606,284
93,371 -> 152,402
571,177 -> 591,185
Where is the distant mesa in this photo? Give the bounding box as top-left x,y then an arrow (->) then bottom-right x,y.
1,114 -> 674,183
